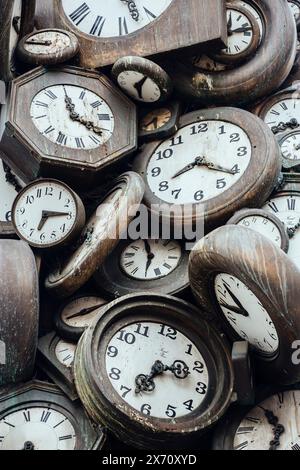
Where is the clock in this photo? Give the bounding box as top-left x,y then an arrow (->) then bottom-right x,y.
37,332 -> 78,401
138,101 -> 181,143
0,66 -> 137,187
52,0 -> 227,68
262,173 -> 300,271
278,129 -> 300,171
288,0 -> 300,30
0,158 -> 24,238
0,0 -> 36,82
213,384 -> 300,450
0,380 -> 105,450
133,107 -> 281,229
12,179 -> 86,249
209,3 -> 260,65
226,208 -> 289,252
93,237 -> 189,298
74,293 -> 234,449
54,294 -> 108,341
0,240 -> 39,386
112,56 -> 173,104
169,0 -> 296,106
17,28 -> 80,66
45,172 -> 145,298
189,224 -> 300,385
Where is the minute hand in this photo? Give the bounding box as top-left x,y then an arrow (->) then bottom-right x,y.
219,302 -> 249,317
223,285 -> 249,316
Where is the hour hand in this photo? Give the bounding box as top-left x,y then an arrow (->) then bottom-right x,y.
223,285 -> 249,317
66,303 -> 105,320
219,302 -> 249,317
204,162 -> 237,175
172,161 -> 198,179
134,76 -> 148,99
41,211 -> 70,218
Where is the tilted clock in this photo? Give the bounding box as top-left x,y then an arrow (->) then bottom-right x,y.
52,0 -> 227,68
0,66 -> 137,188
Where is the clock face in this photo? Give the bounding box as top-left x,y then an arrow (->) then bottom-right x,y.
146,120 -> 251,205
55,339 -> 76,368
62,0 -> 173,38
223,8 -> 255,56
239,1 -> 264,39
288,1 -> 300,20
0,161 -> 20,223
214,274 -> 279,355
140,108 -> 172,132
30,84 -> 115,149
263,98 -> 300,129
106,321 -> 210,419
13,180 -> 78,247
233,390 -> 300,450
264,194 -> 300,269
61,296 -> 106,328
23,30 -> 72,56
0,406 -> 76,450
280,132 -> 300,161
117,71 -> 161,103
235,215 -> 283,248
120,239 -> 182,280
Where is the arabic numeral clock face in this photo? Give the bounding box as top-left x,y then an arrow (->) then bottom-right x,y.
30,84 -> 115,149
12,179 -> 85,249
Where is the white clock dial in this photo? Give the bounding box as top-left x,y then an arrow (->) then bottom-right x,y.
24,30 -> 72,55
280,133 -> 300,161
240,1 -> 264,39
236,216 -> 283,247
13,181 -> 78,247
224,9 -> 254,56
61,296 -> 106,328
214,274 -> 279,355
234,390 -> 300,450
0,407 -> 76,450
30,84 -> 114,149
264,195 -> 300,269
147,120 -> 251,205
120,239 -> 182,280
106,322 -> 210,419
263,98 -> 300,129
288,1 -> 300,20
0,161 -> 22,223
62,0 -> 173,38
117,71 -> 161,103
55,339 -> 76,368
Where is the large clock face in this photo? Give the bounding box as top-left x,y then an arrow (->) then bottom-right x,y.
30,84 -> 115,150
263,98 -> 300,129
263,194 -> 300,270
0,407 -> 76,450
106,322 -> 210,419
62,0 -> 173,38
146,121 -> 251,205
214,274 -> 279,355
233,390 -> 300,450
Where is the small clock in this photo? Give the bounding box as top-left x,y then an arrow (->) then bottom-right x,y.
74,293 -> 234,449
288,0 -> 300,30
226,208 -> 289,252
209,3 -> 260,65
0,159 -> 24,238
277,129 -> 300,171
138,101 -> 181,143
189,224 -> 300,385
17,28 -> 79,66
12,179 -> 86,249
93,237 -> 189,298
55,294 -> 108,342
112,56 -> 173,103
213,384 -> 300,450
45,172 -> 145,298
37,332 -> 78,401
133,107 -> 281,229
0,381 -> 105,450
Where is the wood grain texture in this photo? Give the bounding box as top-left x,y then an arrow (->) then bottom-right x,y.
0,240 -> 39,386
189,224 -> 300,385
34,0 -> 56,29
52,0 -> 227,68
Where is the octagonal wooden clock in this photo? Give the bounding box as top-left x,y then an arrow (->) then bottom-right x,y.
0,66 -> 137,188
52,0 -> 227,68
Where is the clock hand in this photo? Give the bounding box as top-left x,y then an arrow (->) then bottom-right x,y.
228,26 -> 253,35
171,158 -> 199,179
143,239 -> 155,277
223,285 -> 250,317
287,219 -> 300,238
172,156 -> 236,179
134,76 -> 148,99
227,11 -> 233,31
121,0 -> 140,21
143,117 -> 158,129
37,214 -> 49,231
135,360 -> 190,393
66,303 -> 105,319
25,39 -> 52,46
219,301 -> 249,317
64,95 -> 105,136
41,211 -> 70,218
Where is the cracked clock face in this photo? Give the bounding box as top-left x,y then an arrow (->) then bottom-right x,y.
30,84 -> 114,149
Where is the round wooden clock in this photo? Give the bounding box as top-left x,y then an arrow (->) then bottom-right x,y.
0,240 -> 39,386
138,101 -> 181,143
74,293 -> 234,449
189,224 -> 300,385
45,172 -> 145,298
93,237 -> 189,298
213,384 -> 300,450
226,208 -> 289,252
133,107 -> 281,229
277,129 -> 300,171
169,0 -> 296,106
17,28 -> 79,66
12,179 -> 86,249
0,381 -> 105,450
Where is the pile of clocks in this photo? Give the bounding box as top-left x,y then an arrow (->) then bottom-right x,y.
1,0 -> 300,452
